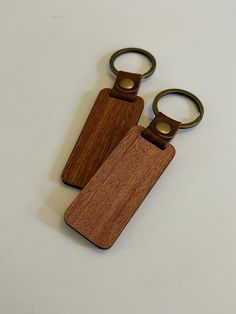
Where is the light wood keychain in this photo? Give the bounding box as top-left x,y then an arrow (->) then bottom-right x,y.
64,89 -> 204,249
62,48 -> 156,189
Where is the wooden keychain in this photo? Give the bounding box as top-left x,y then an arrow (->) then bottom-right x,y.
62,48 -> 156,189
64,89 -> 204,249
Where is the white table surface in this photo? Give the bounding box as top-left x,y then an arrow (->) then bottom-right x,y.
1,1 -> 236,313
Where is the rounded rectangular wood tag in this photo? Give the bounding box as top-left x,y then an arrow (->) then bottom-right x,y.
64,126 -> 175,249
62,89 -> 144,189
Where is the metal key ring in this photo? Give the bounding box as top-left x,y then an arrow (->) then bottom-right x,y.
109,47 -> 156,79
153,88 -> 204,129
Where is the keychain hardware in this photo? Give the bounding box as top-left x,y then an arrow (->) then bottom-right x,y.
143,88 -> 204,148
109,47 -> 156,78
152,88 -> 204,129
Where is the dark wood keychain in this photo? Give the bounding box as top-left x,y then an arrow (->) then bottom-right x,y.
62,48 -> 156,189
64,89 -> 204,249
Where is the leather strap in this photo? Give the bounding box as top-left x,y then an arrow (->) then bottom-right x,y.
142,112 -> 181,149
110,71 -> 142,102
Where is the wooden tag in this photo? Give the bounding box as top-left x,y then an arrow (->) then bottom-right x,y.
64,126 -> 175,249
62,88 -> 144,189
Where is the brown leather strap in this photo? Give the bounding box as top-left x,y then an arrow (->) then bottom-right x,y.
142,112 -> 181,149
110,71 -> 142,102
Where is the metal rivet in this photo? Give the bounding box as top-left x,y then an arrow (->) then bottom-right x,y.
119,78 -> 134,90
155,122 -> 172,134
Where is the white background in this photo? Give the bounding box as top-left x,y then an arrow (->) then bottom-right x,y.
0,1 -> 236,313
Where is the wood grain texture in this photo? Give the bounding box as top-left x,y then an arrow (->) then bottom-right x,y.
64,126 -> 176,249
62,88 -> 144,189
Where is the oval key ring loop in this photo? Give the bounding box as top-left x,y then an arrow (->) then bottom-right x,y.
153,88 -> 204,129
109,47 -> 156,79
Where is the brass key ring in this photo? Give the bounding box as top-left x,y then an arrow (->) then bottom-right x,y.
152,88 -> 204,129
109,47 -> 156,78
